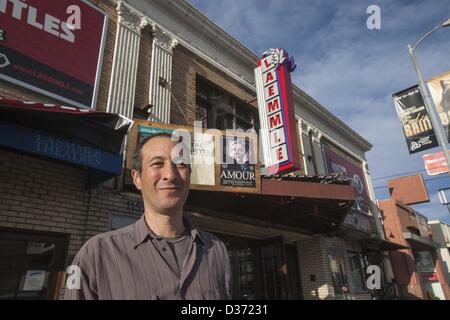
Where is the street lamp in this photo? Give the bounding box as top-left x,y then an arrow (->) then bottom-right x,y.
408,18 -> 450,176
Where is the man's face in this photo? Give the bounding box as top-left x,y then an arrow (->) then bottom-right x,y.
132,136 -> 190,216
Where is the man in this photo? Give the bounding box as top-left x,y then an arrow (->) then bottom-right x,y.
65,133 -> 231,299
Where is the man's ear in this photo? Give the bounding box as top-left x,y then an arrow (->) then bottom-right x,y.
131,169 -> 142,190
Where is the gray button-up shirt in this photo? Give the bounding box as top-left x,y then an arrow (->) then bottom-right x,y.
64,215 -> 231,300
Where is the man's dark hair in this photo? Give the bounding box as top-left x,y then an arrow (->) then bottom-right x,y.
132,132 -> 191,174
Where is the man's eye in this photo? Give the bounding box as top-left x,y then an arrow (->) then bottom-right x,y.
151,162 -> 164,167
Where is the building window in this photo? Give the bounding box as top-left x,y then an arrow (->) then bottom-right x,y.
328,254 -> 349,299
0,229 -> 68,299
347,252 -> 366,293
196,76 -> 259,132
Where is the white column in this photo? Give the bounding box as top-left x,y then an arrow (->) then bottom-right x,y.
147,25 -> 178,123
106,1 -> 145,120
312,130 -> 326,175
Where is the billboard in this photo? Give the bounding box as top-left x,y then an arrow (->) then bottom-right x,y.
0,0 -> 107,109
323,145 -> 371,214
254,48 -> 301,175
393,85 -> 438,154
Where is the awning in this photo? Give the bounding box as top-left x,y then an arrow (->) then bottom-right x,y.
0,98 -> 133,185
338,227 -> 409,252
186,176 -> 356,234
403,232 -> 440,249
360,238 -> 409,252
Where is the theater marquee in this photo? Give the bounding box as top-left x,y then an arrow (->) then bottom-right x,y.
254,48 -> 301,175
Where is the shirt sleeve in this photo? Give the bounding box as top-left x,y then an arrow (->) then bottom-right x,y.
63,245 -> 98,300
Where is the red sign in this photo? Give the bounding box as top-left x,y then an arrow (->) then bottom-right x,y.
254,48 -> 301,175
0,0 -> 107,108
423,151 -> 449,176
421,272 -> 439,282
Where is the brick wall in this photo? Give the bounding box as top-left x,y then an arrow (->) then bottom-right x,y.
0,149 -> 89,257
0,149 -> 143,259
296,236 -> 335,299
297,235 -> 373,300
170,45 -> 257,126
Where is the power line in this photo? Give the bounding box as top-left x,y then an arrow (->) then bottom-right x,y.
373,175 -> 450,190
371,166 -> 449,181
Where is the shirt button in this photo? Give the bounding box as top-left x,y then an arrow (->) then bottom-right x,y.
162,247 -> 167,251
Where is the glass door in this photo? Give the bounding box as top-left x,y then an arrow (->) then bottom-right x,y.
259,236 -> 289,299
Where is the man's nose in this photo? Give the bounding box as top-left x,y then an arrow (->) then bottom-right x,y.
162,163 -> 179,181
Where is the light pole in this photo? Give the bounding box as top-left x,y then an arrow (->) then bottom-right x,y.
438,188 -> 450,215
408,18 -> 450,176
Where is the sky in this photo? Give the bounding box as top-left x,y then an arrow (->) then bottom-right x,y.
188,0 -> 450,223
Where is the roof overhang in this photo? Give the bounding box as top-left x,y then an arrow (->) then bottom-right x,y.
403,232 -> 441,249
261,177 -> 356,200
338,227 -> 409,252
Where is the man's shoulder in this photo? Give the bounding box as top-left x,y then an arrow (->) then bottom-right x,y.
78,223 -> 136,255
197,230 -> 227,250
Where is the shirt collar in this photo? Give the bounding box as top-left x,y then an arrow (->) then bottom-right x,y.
133,214 -> 206,248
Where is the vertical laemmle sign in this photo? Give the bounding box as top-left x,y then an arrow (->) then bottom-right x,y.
254,48 -> 301,174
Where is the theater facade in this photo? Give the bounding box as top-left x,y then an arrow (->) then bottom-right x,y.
0,0 -> 403,299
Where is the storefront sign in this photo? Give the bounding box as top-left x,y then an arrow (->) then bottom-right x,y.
254,48 -> 300,174
323,145 -> 371,214
392,86 -> 438,154
0,122 -> 123,174
0,0 -> 107,108
423,151 -> 449,176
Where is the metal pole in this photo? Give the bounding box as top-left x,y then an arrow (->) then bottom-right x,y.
408,44 -> 450,176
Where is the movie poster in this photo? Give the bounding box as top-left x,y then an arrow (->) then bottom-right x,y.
191,133 -> 215,186
220,136 -> 256,187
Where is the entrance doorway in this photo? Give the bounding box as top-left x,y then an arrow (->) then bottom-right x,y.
0,228 -> 69,299
215,233 -> 301,299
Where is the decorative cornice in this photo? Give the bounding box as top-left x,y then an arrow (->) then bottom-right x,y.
117,1 -> 143,34
313,129 -> 323,142
152,25 -> 178,53
299,121 -> 309,134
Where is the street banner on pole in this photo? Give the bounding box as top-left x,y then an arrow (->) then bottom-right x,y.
393,85 -> 438,154
427,69 -> 450,142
